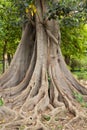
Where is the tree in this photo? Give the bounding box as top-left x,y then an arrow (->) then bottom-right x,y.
0,0 -> 87,130
0,0 -> 21,72
61,24 -> 87,67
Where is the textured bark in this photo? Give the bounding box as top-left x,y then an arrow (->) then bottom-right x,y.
0,0 -> 87,130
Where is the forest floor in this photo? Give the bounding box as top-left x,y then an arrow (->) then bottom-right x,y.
39,78 -> 87,130
0,80 -> 87,130
40,109 -> 87,130
79,80 -> 87,87
36,80 -> 87,130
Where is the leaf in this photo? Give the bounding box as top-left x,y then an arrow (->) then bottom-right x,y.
42,115 -> 51,121
57,125 -> 63,130
29,4 -> 37,15
25,8 -> 29,13
55,117 -> 59,121
31,11 -> 34,16
0,98 -> 4,106
19,125 -> 25,130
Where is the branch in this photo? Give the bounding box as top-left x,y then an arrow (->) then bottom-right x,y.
46,29 -> 58,45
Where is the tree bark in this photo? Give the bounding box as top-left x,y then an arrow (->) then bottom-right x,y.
0,0 -> 87,130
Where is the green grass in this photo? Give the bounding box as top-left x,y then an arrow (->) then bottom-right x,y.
71,55 -> 87,80
19,125 -> 26,130
72,70 -> 87,80
0,98 -> 4,106
42,114 -> 51,121
73,91 -> 87,107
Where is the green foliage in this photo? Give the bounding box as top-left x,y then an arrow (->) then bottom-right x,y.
73,91 -> 87,107
47,1 -> 71,20
72,55 -> 87,80
42,115 -> 51,121
0,98 -> 4,106
73,70 -> 87,80
19,125 -> 26,130
47,0 -> 87,26
56,125 -> 63,130
73,91 -> 83,103
6,0 -> 87,27
0,0 -> 21,59
8,0 -> 35,23
55,117 -> 59,121
61,24 -> 87,66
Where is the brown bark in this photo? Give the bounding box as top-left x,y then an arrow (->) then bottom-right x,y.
0,0 -> 87,130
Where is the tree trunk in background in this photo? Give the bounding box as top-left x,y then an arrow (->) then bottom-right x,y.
7,53 -> 12,66
64,55 -> 71,66
0,0 -> 87,130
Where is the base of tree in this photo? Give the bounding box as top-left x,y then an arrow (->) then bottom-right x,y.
0,1 -> 87,129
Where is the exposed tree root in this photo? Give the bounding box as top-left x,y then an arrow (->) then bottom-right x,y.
0,0 -> 87,130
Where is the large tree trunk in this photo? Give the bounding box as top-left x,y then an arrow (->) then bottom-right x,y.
0,0 -> 87,130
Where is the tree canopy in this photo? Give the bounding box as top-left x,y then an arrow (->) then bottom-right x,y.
0,0 -> 87,72
0,0 -> 21,57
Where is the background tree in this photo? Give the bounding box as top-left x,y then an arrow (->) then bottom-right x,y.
0,0 -> 87,130
61,24 -> 87,67
0,0 -> 21,72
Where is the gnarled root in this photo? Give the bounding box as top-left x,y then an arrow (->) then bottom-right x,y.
1,1 -> 87,129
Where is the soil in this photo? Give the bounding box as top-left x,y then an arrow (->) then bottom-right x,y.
80,80 -> 87,88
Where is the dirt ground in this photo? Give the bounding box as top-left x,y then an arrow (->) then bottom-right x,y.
0,80 -> 87,130
80,80 -> 87,88
41,80 -> 87,130
41,108 -> 87,130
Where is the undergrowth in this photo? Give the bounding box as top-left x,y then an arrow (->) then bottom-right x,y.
73,91 -> 87,107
